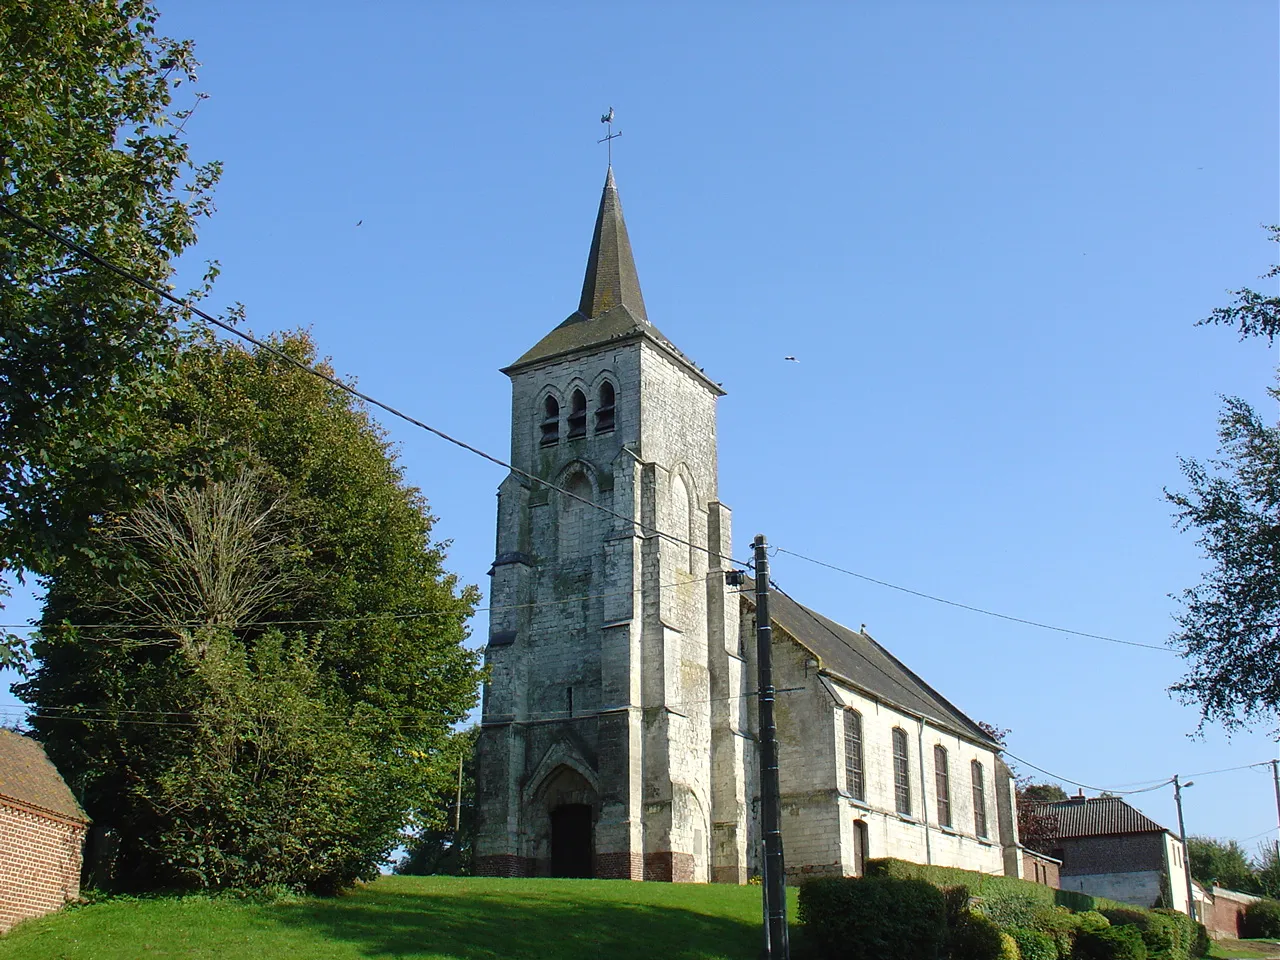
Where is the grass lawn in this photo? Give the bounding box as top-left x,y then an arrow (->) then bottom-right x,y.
0,876 -> 802,960
1209,938 -> 1280,959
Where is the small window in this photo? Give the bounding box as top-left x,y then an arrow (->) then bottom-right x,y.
568,389 -> 587,439
595,381 -> 616,433
971,760 -> 989,838
540,395 -> 560,445
934,745 -> 952,827
892,727 -> 911,816
843,709 -> 865,801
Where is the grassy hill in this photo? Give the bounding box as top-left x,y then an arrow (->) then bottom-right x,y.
0,876 -> 799,960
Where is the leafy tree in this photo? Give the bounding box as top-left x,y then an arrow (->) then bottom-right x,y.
1186,836 -> 1259,894
1258,841 -> 1280,899
1020,783 -> 1068,803
1167,227 -> 1280,731
397,726 -> 478,876
0,0 -> 220,662
18,332 -> 482,893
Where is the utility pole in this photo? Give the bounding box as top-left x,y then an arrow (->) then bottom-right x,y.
754,534 -> 790,960
455,753 -> 465,835
1173,775 -> 1196,921
1271,759 -> 1280,850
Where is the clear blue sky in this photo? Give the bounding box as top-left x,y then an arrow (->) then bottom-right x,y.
5,1 -> 1279,854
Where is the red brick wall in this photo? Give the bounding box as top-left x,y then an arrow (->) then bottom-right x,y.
1023,851 -> 1061,888
0,800 -> 85,933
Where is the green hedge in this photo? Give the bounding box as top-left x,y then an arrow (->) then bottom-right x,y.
1241,899 -> 1280,939
866,859 -> 1134,914
797,875 -> 947,960
1007,927 -> 1056,960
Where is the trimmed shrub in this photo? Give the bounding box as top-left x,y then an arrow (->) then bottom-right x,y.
998,931 -> 1021,960
1074,925 -> 1148,960
797,875 -> 947,960
983,891 -> 1047,930
1074,912 -> 1113,935
1241,899 -> 1280,940
1057,889 -> 1099,913
1032,905 -> 1078,958
1191,923 -> 1208,958
1009,927 -> 1057,960
948,912 -> 1008,960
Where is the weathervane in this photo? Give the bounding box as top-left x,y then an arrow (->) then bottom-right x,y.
598,106 -> 622,166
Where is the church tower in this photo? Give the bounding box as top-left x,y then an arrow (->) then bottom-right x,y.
474,169 -> 751,882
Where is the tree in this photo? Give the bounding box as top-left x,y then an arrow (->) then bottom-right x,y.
1020,783 -> 1068,803
0,0 -> 220,662
1187,836 -> 1260,894
1257,841 -> 1280,899
1167,227 -> 1280,732
18,331 -> 482,893
397,726 -> 478,876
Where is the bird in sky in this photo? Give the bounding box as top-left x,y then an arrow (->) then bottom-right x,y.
783,356 -> 799,362
356,220 -> 363,227
601,107 -> 614,124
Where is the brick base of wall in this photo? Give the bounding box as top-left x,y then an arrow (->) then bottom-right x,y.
712,864 -> 747,884
0,800 -> 86,933
474,855 -> 535,878
596,851 -> 643,880
644,851 -> 696,883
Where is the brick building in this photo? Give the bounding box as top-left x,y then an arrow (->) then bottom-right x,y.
0,730 -> 88,931
474,168 -> 1023,882
1034,794 -> 1191,913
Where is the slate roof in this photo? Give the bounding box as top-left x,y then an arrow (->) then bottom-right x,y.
503,169 -> 723,395
0,730 -> 88,822
748,579 -> 998,746
1033,796 -> 1168,839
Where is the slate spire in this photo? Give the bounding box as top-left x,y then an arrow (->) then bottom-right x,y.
577,167 -> 648,323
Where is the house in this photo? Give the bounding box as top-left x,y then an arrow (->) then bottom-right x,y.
1034,794 -> 1191,913
474,167 -> 1027,882
0,730 -> 88,931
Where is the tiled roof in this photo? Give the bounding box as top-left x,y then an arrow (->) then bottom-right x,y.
748,580 -> 998,746
0,730 -> 88,822
1034,796 -> 1167,839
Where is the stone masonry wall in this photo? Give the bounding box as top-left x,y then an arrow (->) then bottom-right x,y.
738,614 -> 1008,879
0,800 -> 84,933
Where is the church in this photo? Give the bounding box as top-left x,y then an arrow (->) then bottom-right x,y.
474,168 -> 1022,883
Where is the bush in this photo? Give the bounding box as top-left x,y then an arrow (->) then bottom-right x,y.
797,875 -> 947,960
999,931 -> 1021,960
1009,927 -> 1057,960
1191,923 -> 1209,958
1074,925 -> 1148,960
983,891 -> 1047,930
1074,912 -> 1113,935
948,912 -> 1009,960
1241,899 -> 1280,939
1032,905 -> 1078,958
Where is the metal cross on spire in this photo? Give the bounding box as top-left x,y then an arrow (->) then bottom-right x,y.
598,106 -> 622,166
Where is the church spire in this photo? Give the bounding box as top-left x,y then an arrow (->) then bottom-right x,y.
577,167 -> 648,323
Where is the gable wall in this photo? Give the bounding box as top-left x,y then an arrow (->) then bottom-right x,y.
0,800 -> 84,932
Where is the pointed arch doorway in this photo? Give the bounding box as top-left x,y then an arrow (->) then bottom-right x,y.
550,803 -> 593,877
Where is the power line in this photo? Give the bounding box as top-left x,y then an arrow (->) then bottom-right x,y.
0,687 -> 805,727
0,201 -> 746,571
0,574 -> 725,633
774,547 -> 1174,653
1000,749 -> 1172,795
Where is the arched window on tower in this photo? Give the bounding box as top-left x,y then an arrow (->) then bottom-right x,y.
595,381 -> 616,434
568,389 -> 587,439
540,395 -> 560,446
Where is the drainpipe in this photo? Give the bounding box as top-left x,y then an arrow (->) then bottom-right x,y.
918,718 -> 932,865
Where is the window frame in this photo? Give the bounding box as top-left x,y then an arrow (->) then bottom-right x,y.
891,727 -> 911,816
567,389 -> 587,439
843,708 -> 865,802
934,745 -> 952,828
971,759 -> 989,838
595,380 -> 616,434
540,394 -> 561,446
